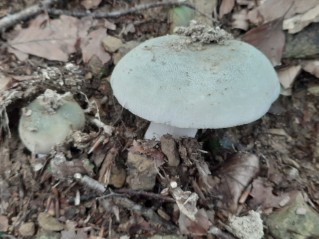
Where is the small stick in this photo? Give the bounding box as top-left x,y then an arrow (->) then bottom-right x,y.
111,197 -> 177,232
47,1 -> 195,18
74,173 -> 106,193
0,0 -> 60,32
114,188 -> 175,203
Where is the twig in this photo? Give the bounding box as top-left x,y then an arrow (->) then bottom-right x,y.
0,0 -> 60,32
74,173 -> 106,193
114,188 -> 175,203
111,197 -> 177,232
47,1 -> 195,18
89,117 -> 114,136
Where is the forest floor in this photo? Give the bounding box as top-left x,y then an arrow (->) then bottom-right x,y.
1,0 -> 319,238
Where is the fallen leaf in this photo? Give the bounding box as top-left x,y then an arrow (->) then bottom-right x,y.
283,4 -> 319,34
277,65 -> 301,89
219,0 -> 235,18
247,0 -> 318,25
249,177 -> 292,210
7,47 -> 28,61
80,28 -> 111,64
178,209 -> 212,236
241,18 -> 285,66
303,60 -> 319,78
8,14 -> 79,62
160,135 -> 180,166
213,153 -> 260,213
171,186 -> 199,221
247,0 -> 292,25
195,160 -> 218,192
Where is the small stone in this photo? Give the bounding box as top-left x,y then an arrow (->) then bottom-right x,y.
267,192 -> 319,238
38,212 -> 64,231
228,211 -> 264,239
102,36 -> 123,53
19,222 -> 35,237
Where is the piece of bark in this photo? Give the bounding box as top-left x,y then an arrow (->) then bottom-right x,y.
160,135 -> 180,167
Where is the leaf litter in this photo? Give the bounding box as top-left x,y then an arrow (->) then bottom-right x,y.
8,13 -> 113,64
1,0 -> 319,238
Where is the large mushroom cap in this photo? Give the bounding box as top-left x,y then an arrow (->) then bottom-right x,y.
111,34 -> 280,129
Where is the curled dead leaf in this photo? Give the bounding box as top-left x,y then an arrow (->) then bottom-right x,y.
219,0 -> 235,18
241,18 -> 285,66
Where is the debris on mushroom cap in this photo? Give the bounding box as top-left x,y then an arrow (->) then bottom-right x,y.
174,20 -> 233,44
18,89 -> 85,154
111,25 -> 280,131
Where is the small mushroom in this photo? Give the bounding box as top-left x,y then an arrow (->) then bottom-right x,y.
111,29 -> 280,140
19,89 -> 85,154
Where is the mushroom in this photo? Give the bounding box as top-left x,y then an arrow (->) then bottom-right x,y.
19,89 -> 85,154
110,26 -> 280,140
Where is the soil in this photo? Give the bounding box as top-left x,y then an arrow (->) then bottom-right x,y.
0,0 -> 319,239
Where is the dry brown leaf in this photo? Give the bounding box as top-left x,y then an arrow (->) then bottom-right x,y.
249,177 -> 292,210
171,186 -> 199,220
247,0 -> 318,25
303,60 -> 319,78
241,18 -> 285,66
7,47 -> 28,61
248,0 -> 292,25
0,72 -> 12,93
80,28 -> 111,64
196,160 -> 218,192
178,209 -> 212,236
213,153 -> 260,213
160,135 -> 180,166
283,4 -> 319,34
277,65 -> 301,89
219,0 -> 235,18
8,14 -> 79,62
81,0 -> 102,10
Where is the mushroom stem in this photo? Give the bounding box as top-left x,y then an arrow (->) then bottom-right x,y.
144,122 -> 197,140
